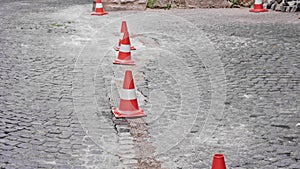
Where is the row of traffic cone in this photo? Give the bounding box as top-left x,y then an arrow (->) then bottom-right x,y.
90,0 -> 268,15
90,0 -> 295,119
87,1 -> 287,169
109,21 -> 228,169
90,1 -> 229,166
111,21 -> 146,118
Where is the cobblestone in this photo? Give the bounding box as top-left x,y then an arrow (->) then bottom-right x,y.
1,1 -> 299,169
170,9 -> 299,168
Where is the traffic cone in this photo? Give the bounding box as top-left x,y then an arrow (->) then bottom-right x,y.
91,0 -> 107,16
250,0 -> 268,12
113,32 -> 135,65
112,70 -> 146,118
114,21 -> 136,51
211,154 -> 226,169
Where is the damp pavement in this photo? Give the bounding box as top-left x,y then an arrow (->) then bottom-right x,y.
0,1 -> 299,168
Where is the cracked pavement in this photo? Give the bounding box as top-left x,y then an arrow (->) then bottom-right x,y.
0,1 -> 299,168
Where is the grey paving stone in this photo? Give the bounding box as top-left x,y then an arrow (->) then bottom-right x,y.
274,158 -> 295,167
290,163 -> 300,169
0,2 -> 299,168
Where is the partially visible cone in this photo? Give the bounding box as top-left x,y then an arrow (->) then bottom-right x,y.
250,0 -> 268,12
113,32 -> 135,65
114,21 -> 136,51
211,154 -> 226,169
91,0 -> 107,16
112,70 -> 146,118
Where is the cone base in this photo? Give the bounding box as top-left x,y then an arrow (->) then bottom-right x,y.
249,8 -> 268,12
113,59 -> 135,65
114,46 -> 136,51
112,108 -> 147,118
91,12 -> 108,16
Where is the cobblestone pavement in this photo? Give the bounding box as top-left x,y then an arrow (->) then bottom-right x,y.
1,1 -> 299,168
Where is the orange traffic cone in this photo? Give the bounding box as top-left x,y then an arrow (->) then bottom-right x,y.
112,70 -> 146,118
114,21 -> 136,51
91,0 -> 107,16
250,0 -> 268,12
113,32 -> 135,65
211,154 -> 226,169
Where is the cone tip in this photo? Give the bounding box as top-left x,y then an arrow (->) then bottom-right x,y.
121,21 -> 128,33
214,154 -> 224,158
125,70 -> 132,74
123,70 -> 134,89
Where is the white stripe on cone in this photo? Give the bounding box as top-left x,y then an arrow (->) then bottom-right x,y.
119,89 -> 136,100
254,0 -> 262,4
96,3 -> 103,8
119,44 -> 130,52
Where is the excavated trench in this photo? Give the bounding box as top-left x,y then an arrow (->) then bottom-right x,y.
98,34 -> 163,168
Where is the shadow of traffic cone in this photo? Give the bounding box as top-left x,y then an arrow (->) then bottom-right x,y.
92,0 -> 96,11
114,21 -> 136,51
112,70 -> 146,118
113,32 -> 135,65
250,0 -> 268,12
91,0 -> 107,16
211,154 -> 226,169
